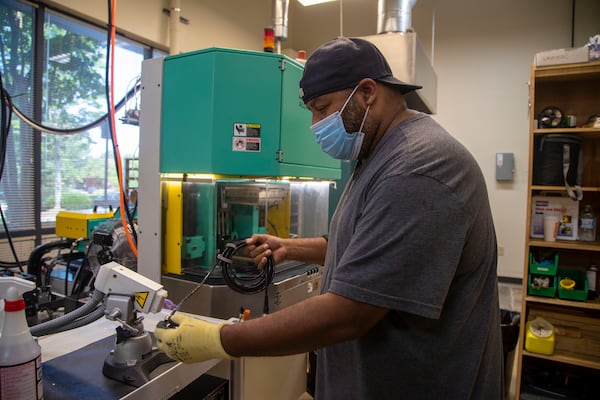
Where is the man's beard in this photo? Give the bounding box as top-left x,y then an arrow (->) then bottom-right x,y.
342,97 -> 372,158
342,97 -> 367,133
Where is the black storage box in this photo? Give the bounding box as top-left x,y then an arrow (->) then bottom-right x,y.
532,134 -> 582,186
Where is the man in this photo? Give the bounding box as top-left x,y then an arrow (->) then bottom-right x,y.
155,37 -> 504,399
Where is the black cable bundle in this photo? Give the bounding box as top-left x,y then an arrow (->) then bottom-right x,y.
217,240 -> 275,314
0,70 -> 24,271
0,71 -> 11,180
163,239 -> 276,324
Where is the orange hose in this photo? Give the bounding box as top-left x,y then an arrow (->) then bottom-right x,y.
109,0 -> 138,258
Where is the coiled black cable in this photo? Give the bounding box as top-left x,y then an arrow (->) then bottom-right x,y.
218,240 -> 274,294
163,239 -> 276,325
217,239 -> 275,314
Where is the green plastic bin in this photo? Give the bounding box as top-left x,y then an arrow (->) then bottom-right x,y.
557,268 -> 588,301
529,252 -> 558,276
528,273 -> 557,298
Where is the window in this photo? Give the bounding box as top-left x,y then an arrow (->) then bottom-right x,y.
0,0 -> 165,245
0,0 -> 35,233
41,12 -> 146,224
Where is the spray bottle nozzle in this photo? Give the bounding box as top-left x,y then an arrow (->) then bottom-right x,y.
0,277 -> 35,301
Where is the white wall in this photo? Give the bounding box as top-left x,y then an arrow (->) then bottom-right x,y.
415,0 -> 573,278
410,0 -> 597,278
49,0 -> 600,278
50,0 -> 273,52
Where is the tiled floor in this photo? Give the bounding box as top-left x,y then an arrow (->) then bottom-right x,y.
499,280 -> 523,313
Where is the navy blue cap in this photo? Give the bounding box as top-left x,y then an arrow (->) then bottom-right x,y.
299,37 -> 422,103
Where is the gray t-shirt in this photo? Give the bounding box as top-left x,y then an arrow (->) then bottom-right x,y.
316,113 -> 503,399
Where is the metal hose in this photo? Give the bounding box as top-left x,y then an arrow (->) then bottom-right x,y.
30,289 -> 106,337
31,303 -> 106,336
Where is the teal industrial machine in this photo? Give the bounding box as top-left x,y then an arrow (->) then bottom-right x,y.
160,47 -> 339,178
138,47 -> 340,318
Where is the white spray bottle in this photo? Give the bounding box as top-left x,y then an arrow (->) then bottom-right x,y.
0,277 -> 43,400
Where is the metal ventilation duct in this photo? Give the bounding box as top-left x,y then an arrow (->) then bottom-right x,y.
361,0 -> 437,114
378,0 -> 417,33
273,0 -> 289,53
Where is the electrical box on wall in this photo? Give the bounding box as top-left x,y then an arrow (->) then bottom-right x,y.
496,152 -> 515,181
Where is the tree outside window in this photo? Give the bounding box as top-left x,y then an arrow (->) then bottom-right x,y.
0,0 -> 154,238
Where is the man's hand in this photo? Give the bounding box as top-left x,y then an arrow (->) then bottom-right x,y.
245,234 -> 288,268
154,314 -> 235,363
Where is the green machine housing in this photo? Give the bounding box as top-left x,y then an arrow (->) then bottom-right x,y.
158,48 -> 340,275
161,47 -> 340,178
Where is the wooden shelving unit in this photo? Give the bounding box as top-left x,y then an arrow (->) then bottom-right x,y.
515,61 -> 600,398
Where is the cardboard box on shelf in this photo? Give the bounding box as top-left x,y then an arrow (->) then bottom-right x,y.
531,196 -> 579,241
534,46 -> 589,67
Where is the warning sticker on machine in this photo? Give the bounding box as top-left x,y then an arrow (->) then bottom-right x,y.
233,137 -> 261,152
135,291 -> 149,309
232,123 -> 261,152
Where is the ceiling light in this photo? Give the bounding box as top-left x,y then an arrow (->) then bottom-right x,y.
297,0 -> 336,6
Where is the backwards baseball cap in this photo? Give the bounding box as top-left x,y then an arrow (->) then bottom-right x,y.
299,37 -> 422,104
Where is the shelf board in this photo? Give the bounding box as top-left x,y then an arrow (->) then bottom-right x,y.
528,238 -> 600,251
523,350 -> 600,370
534,62 -> 600,80
532,185 -> 600,192
525,295 -> 600,311
533,128 -> 600,137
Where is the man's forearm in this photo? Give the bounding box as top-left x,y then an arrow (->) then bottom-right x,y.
220,292 -> 388,357
282,236 -> 327,265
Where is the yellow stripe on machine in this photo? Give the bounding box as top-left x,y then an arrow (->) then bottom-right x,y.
163,181 -> 183,275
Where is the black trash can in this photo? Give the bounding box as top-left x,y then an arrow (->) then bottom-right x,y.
501,309 -> 520,391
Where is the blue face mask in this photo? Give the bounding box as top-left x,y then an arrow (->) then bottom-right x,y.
310,85 -> 370,160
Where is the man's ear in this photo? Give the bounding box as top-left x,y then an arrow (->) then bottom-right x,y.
357,78 -> 377,106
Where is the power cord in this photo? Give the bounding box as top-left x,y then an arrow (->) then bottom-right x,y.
219,240 -> 275,315
0,71 -> 23,271
162,239 -> 275,327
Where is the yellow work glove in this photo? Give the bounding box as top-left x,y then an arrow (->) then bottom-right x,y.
154,314 -> 235,363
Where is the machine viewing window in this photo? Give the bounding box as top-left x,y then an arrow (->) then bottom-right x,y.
161,177 -> 330,276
